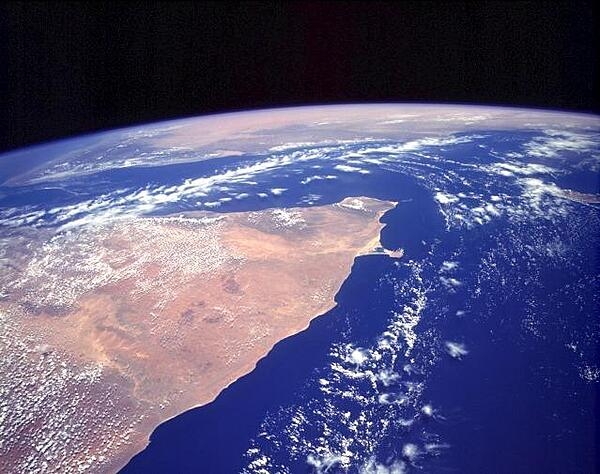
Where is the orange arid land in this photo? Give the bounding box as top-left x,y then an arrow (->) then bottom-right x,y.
0,196 -> 396,473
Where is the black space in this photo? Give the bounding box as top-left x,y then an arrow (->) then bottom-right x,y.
0,1 -> 598,152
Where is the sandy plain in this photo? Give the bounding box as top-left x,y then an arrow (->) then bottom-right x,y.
0,196 -> 396,473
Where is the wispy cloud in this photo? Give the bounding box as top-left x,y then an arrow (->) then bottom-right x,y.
334,164 -> 370,174
523,130 -> 600,159
300,175 -> 337,184
444,341 -> 468,359
2,154 -> 300,228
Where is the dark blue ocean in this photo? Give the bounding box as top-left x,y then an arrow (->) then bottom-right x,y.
117,133 -> 599,473
1,129 -> 597,473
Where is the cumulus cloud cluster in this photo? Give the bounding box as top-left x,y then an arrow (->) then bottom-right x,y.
444,341 -> 469,359
2,132 -> 495,232
522,130 -> 600,159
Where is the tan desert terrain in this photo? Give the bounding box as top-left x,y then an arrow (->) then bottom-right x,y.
0,196 -> 396,473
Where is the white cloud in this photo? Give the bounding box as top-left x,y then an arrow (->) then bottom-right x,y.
349,348 -> 368,366
445,341 -> 468,359
378,392 -> 408,405
269,141 -> 318,152
523,130 -> 600,158
306,453 -> 347,473
376,369 -> 400,387
300,175 -> 337,184
440,276 -> 462,289
400,135 -> 474,151
579,364 -> 600,382
3,153 -> 302,229
516,177 -> 570,212
360,135 -> 475,155
334,164 -> 370,174
440,261 -> 458,272
432,113 -> 489,123
434,192 -> 459,204
379,119 -> 406,124
270,209 -> 305,228
424,443 -> 451,454
401,443 -> 420,462
0,209 -> 47,227
299,193 -> 322,204
359,458 -> 407,474
487,162 -> 558,177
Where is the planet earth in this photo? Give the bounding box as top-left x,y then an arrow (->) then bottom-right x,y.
0,104 -> 598,473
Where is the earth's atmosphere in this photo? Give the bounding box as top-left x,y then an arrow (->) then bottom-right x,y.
0,104 -> 599,473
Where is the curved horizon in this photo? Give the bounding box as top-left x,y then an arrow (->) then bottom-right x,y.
3,101 -> 599,155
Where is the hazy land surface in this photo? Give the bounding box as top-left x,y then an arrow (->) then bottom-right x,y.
0,196 -> 395,473
2,104 -> 597,473
4,104 -> 598,187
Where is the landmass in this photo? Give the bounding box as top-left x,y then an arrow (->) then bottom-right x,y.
6,104 -> 599,188
0,196 -> 396,473
555,187 -> 600,204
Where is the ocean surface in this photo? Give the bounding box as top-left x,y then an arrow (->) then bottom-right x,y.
119,133 -> 598,473
1,126 -> 597,473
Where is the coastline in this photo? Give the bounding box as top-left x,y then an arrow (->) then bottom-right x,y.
117,200 -> 398,472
